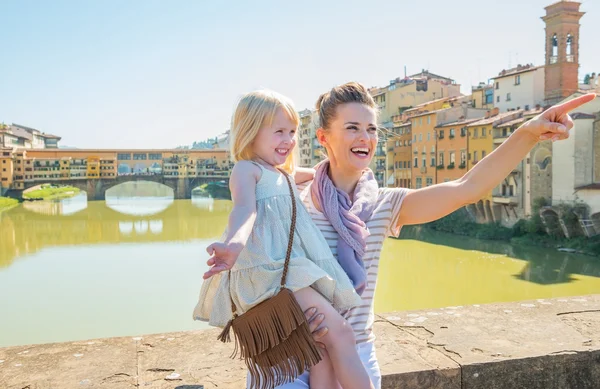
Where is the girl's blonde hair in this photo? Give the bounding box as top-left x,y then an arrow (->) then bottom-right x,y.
230,89 -> 299,174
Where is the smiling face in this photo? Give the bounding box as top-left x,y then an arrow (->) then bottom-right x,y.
317,102 -> 378,173
252,107 -> 297,168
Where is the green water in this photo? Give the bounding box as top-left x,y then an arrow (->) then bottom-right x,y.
1,183 -> 599,347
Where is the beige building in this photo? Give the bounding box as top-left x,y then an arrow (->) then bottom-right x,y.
471,83 -> 495,110
551,93 -> 600,217
0,123 -> 60,149
297,109 -> 324,168
368,71 -> 462,186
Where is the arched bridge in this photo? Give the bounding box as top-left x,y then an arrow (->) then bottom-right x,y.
17,175 -> 227,201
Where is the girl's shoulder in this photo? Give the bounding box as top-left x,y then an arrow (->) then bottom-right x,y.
231,160 -> 263,182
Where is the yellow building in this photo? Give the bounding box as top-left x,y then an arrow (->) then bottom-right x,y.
87,157 -> 100,179
0,148 -> 15,190
385,119 -> 412,188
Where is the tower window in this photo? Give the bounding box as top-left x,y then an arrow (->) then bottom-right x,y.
566,33 -> 574,62
550,34 -> 558,64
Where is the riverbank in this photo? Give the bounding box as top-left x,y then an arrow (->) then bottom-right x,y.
22,184 -> 80,201
1,295 -> 598,389
0,197 -> 18,213
421,208 -> 600,257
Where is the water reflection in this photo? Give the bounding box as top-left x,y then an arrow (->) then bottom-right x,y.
0,196 -> 233,269
22,192 -> 88,216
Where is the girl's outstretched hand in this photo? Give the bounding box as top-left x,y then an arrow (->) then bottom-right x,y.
203,242 -> 243,279
520,93 -> 596,143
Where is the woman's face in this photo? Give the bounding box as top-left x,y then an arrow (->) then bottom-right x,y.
317,102 -> 378,173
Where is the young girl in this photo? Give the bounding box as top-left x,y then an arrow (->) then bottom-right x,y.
193,89 -> 374,389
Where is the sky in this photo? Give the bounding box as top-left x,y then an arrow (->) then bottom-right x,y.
1,0 -> 598,149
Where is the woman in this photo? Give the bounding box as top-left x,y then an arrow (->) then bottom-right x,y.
268,82 -> 595,388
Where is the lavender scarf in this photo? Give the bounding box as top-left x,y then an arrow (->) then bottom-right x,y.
310,159 -> 378,295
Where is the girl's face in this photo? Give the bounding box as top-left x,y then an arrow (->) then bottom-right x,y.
317,102 -> 378,173
252,108 -> 297,168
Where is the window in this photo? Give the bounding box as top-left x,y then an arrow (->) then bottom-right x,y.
461,150 -> 467,164
438,152 -> 444,165
149,153 -> 162,160
473,128 -> 478,138
497,96 -> 500,103
118,153 -> 132,160
419,134 -> 422,142
482,150 -> 486,159
515,75 -> 521,85
133,153 -> 147,160
430,157 -> 435,167
422,157 -> 426,167
566,33 -> 574,62
427,132 -> 430,141
449,128 -> 455,138
426,177 -> 433,186
495,82 -> 499,90
416,177 -> 422,189
414,135 -> 417,142
485,89 -> 494,104
427,116 -> 431,125
439,129 -> 444,139
506,93 -> 511,101
431,146 -> 435,153
449,151 -> 456,164
482,128 -> 487,137
414,158 -> 418,167
550,34 -> 558,63
473,151 -> 478,162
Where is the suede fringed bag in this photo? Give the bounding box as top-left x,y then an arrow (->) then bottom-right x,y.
217,169 -> 322,389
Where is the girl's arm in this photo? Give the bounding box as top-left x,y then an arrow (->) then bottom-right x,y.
395,93 -> 596,227
203,161 -> 260,279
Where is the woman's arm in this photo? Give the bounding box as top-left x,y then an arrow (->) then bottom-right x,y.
203,161 -> 259,279
396,93 -> 596,227
294,166 -> 315,184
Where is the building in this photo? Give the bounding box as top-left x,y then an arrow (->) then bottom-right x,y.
385,118 -> 411,188
551,93 -> 600,216
488,107 -> 547,226
367,70 -> 461,186
0,148 -> 232,193
435,118 -> 480,184
463,109 -> 524,221
297,109 -> 323,168
491,64 -> 545,113
0,123 -> 61,149
471,83 -> 495,110
542,0 -> 585,105
370,73 -> 461,125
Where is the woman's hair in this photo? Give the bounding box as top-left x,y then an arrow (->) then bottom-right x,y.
315,81 -> 378,129
230,89 -> 299,173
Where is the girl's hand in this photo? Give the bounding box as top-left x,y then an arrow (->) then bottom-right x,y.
519,93 -> 596,143
203,242 -> 244,279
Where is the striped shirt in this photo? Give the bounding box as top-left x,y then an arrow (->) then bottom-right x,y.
297,181 -> 408,344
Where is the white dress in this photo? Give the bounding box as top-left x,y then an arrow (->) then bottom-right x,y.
193,164 -> 361,327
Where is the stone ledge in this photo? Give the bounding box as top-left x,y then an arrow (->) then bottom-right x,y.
1,295 -> 598,389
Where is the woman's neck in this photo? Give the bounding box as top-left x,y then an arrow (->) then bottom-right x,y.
327,163 -> 362,201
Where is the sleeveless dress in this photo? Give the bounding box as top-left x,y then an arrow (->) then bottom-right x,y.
193,164 -> 362,327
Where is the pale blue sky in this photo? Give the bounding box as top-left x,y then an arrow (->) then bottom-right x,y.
1,0 -> 598,149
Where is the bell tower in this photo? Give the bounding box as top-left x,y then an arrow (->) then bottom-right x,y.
542,1 -> 585,105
